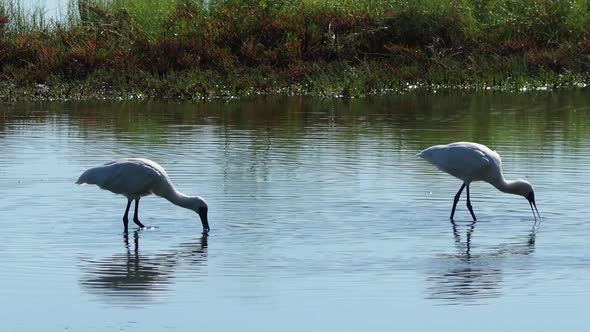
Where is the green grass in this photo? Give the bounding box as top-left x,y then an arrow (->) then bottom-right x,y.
1,0 -> 590,101
78,0 -> 181,39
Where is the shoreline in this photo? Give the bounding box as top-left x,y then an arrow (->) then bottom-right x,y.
0,66 -> 587,102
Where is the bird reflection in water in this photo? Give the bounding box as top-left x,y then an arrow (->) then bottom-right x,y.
426,220 -> 539,305
79,231 -> 208,304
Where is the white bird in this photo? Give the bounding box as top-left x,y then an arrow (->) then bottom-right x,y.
418,142 -> 540,221
76,158 -> 209,233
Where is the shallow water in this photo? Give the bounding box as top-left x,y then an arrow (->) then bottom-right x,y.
1,91 -> 589,331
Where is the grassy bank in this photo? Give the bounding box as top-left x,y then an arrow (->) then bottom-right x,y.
1,0 -> 590,101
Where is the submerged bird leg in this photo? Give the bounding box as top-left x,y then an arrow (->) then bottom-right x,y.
132,198 -> 145,228
123,199 -> 132,232
450,183 -> 466,221
466,185 -> 477,221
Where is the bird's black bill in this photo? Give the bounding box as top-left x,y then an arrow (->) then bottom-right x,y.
530,201 -> 541,220
198,208 -> 210,233
526,192 -> 541,220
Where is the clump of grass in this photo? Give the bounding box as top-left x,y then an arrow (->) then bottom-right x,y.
79,0 -> 181,39
479,0 -> 590,46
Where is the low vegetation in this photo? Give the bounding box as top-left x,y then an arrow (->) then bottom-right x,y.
1,0 -> 590,100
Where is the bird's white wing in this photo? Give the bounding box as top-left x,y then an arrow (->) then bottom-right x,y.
426,143 -> 493,182
79,160 -> 162,196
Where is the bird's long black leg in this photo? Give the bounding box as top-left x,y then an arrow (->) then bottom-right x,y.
133,198 -> 145,228
466,184 -> 477,221
450,183 -> 466,221
123,199 -> 132,232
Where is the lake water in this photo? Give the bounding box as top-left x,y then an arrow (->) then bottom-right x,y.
1,92 -> 589,331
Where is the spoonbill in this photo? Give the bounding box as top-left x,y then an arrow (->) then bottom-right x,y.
76,158 -> 209,233
418,142 -> 540,221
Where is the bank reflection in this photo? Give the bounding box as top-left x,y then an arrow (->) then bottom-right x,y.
3,91 -> 589,152
426,221 -> 538,304
79,231 -> 208,304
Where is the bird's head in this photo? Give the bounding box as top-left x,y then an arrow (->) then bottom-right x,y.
188,196 -> 209,233
513,179 -> 540,219
511,179 -> 533,197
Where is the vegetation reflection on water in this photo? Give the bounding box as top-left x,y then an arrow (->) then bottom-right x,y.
0,90 -> 589,330
3,90 -> 590,149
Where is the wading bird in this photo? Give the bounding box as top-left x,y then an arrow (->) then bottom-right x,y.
76,158 -> 209,233
418,142 -> 540,221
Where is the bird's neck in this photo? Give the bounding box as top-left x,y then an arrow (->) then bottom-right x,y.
492,177 -> 521,195
163,189 -> 193,210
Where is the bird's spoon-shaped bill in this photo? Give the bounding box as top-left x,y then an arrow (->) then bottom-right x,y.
529,201 -> 541,221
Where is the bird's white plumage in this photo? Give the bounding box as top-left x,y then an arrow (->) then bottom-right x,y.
76,158 -> 174,199
418,142 -> 502,184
